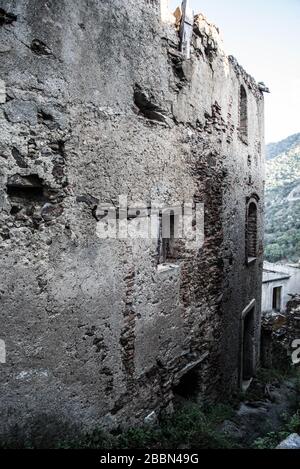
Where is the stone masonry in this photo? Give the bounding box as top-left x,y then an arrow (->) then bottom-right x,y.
261,295 -> 300,370
0,0 -> 265,445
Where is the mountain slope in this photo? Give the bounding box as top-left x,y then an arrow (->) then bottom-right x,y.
266,133 -> 300,160
264,133 -> 300,263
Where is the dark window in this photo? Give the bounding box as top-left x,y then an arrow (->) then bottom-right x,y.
246,201 -> 258,261
240,85 -> 248,141
159,211 -> 175,264
272,286 -> 282,312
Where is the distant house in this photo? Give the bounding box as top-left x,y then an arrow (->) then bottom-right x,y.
262,261 -> 300,314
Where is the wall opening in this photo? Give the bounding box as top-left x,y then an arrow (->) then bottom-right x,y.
158,209 -> 180,264
246,201 -> 258,263
161,211 -> 174,262
172,368 -> 200,402
239,85 -> 248,142
240,301 -> 256,391
133,85 -> 166,123
7,174 -> 45,204
6,174 -> 48,223
272,286 -> 282,312
7,184 -> 44,202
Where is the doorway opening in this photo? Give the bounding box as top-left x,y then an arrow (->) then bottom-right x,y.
240,300 -> 256,391
272,286 -> 282,312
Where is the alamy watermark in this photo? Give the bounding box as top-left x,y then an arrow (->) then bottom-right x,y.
94,196 -> 205,248
292,339 -> 300,365
0,340 -> 5,364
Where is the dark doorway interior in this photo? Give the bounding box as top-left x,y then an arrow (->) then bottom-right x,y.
172,369 -> 200,402
272,286 -> 282,312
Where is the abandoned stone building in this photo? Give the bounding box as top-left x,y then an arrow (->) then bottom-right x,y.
0,0 -> 265,443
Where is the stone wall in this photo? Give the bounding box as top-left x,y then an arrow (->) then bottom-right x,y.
261,295 -> 300,369
0,0 -> 264,445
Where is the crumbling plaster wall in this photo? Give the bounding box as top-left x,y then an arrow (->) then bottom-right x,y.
0,0 -> 264,444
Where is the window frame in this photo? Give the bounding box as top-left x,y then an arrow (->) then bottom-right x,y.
245,196 -> 259,266
239,84 -> 248,144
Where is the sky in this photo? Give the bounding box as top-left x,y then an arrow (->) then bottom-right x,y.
169,0 -> 300,144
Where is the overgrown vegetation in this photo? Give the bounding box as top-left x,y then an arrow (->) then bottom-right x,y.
58,403 -> 237,449
252,410 -> 300,449
249,368 -> 300,448
56,368 -> 300,449
1,368 -> 299,449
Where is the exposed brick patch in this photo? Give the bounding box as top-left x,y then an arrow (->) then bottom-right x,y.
120,255 -> 136,390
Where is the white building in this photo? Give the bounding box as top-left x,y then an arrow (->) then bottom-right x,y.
262,261 -> 300,314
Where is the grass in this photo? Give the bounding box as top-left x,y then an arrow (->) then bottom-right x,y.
240,366 -> 299,403
250,368 -> 300,449
57,403 -> 237,449
2,367 -> 299,449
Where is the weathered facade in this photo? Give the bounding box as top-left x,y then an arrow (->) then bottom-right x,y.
0,0 -> 265,444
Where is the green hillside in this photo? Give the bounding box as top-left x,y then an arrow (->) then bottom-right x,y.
264,133 -> 300,263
